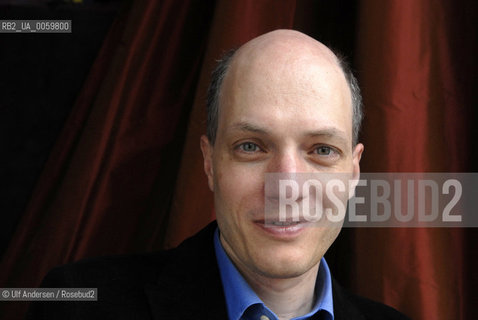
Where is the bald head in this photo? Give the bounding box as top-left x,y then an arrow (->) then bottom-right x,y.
206,29 -> 362,146
234,29 -> 341,75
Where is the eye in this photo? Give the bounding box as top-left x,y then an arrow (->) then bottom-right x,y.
315,145 -> 333,155
238,142 -> 260,153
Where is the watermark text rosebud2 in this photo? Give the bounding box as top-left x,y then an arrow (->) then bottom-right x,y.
265,173 -> 478,228
278,178 -> 347,223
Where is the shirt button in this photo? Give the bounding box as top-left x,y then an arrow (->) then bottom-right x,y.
260,316 -> 270,320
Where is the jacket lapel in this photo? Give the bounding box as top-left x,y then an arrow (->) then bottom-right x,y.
144,222 -> 228,320
332,278 -> 366,320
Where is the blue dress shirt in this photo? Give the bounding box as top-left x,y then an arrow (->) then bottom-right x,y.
214,228 -> 334,320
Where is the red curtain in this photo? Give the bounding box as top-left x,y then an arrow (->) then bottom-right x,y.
1,1 -> 476,319
0,1 -> 215,318
355,1 -> 476,319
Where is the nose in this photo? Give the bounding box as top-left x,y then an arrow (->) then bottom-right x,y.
265,149 -> 307,212
267,149 -> 305,173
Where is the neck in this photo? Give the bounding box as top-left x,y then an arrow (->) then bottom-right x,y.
240,260 -> 320,319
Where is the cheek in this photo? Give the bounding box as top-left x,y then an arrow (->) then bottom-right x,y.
214,162 -> 265,219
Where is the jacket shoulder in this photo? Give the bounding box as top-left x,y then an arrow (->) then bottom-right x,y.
39,250 -> 170,288
26,251 -> 171,319
39,220 -> 218,289
26,222 -> 221,319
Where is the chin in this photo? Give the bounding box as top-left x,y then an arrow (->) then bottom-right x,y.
252,250 -> 318,279
256,262 -> 311,279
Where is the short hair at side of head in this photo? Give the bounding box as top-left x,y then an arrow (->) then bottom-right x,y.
206,48 -> 237,145
334,52 -> 363,146
206,47 -> 363,146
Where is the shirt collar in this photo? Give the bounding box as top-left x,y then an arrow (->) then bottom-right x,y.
214,228 -> 334,320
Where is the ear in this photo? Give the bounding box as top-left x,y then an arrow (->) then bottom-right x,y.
349,143 -> 364,198
200,135 -> 215,191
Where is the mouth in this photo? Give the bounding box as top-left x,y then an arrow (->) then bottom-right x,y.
253,219 -> 308,239
268,220 -> 302,226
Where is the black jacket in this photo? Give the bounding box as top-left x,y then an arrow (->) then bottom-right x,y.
27,222 -> 410,319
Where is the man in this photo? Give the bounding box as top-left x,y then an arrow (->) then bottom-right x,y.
28,30 -> 409,319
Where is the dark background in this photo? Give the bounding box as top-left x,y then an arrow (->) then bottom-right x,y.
1,0 -> 122,257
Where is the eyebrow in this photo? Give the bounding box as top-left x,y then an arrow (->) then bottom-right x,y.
229,121 -> 350,145
230,122 -> 268,134
304,128 -> 349,145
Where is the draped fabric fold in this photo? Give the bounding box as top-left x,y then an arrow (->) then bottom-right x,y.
0,1 -> 215,319
355,1 -> 476,319
1,1 -> 475,320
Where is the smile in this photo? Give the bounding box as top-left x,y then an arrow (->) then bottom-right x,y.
253,219 -> 308,239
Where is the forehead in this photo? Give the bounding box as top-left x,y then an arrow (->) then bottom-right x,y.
216,44 -> 353,144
